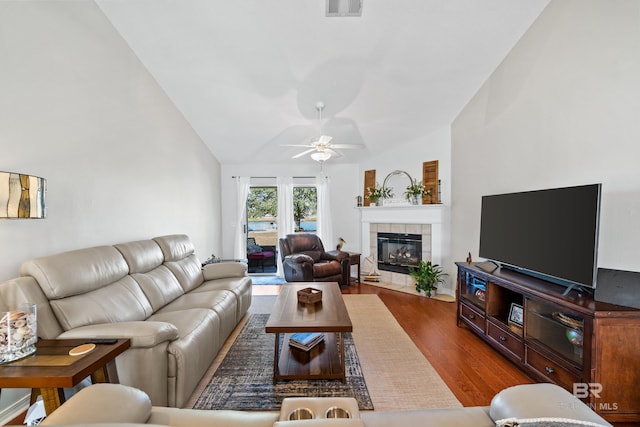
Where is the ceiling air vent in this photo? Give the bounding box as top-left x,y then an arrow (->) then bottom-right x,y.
326,0 -> 362,17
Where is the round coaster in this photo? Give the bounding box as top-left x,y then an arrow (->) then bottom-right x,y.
69,343 -> 96,356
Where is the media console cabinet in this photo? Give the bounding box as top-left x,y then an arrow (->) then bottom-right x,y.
456,262 -> 640,423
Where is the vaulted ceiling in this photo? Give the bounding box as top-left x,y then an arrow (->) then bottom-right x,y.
96,0 -> 549,165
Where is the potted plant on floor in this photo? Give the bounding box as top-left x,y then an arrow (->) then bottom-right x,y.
408,260 -> 447,297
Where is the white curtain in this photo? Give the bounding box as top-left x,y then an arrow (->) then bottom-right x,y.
316,175 -> 334,249
276,177 -> 294,276
233,177 -> 251,260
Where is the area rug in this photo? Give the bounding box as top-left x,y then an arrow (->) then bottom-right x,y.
250,275 -> 286,285
191,313 -> 373,411
187,294 -> 461,412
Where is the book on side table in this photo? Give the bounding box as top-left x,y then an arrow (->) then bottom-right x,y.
289,332 -> 324,351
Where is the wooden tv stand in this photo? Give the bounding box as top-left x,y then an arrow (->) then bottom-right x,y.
456,262 -> 640,423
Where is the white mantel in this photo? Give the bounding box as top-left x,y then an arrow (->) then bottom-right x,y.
359,204 -> 445,225
358,204 -> 445,266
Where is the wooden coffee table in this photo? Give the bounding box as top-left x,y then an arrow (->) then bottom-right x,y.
265,282 -> 352,384
0,338 -> 130,415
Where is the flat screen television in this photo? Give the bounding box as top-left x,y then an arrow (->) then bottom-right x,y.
479,183 -> 602,293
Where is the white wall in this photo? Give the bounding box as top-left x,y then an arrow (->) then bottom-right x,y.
0,0 -> 223,285
358,126 -> 453,292
220,162 -> 361,259
452,0 -> 640,274
0,1 -> 224,262
0,1 -> 223,420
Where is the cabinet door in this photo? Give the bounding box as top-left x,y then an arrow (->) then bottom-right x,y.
525,298 -> 587,369
592,316 -> 640,421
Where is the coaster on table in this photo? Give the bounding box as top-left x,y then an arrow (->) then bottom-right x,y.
69,343 -> 96,356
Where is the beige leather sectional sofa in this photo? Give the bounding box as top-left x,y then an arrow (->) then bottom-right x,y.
0,234 -> 251,408
39,382 -> 611,427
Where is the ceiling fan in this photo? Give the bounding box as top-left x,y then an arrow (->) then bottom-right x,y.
282,101 -> 364,162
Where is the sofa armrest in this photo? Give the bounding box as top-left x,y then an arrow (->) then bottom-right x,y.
322,250 -> 348,262
490,384 -> 612,426
286,254 -> 314,264
203,262 -> 247,280
57,321 -> 179,348
40,383 -> 151,426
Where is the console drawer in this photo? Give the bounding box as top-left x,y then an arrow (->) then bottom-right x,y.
460,303 -> 485,333
487,321 -> 523,360
525,346 -> 581,390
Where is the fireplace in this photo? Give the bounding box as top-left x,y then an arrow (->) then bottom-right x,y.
359,205 -> 442,288
377,232 -> 422,274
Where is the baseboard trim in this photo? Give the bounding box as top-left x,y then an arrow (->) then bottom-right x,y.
0,390 -> 29,425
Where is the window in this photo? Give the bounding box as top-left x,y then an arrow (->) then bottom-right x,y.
247,186 -> 277,247
293,186 -> 317,233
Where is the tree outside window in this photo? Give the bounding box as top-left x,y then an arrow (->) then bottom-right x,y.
293,187 -> 317,233
247,187 -> 277,246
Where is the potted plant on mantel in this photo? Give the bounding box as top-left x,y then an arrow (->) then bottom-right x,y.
404,179 -> 431,205
365,183 -> 393,206
408,260 -> 447,297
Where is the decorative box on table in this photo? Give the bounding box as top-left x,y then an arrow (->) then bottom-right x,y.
297,287 -> 323,304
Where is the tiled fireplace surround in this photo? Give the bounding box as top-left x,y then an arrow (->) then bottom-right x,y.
359,205 -> 444,287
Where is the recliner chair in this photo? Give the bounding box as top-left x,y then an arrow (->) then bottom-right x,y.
279,234 -> 350,285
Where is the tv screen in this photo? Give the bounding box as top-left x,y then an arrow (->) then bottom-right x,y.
479,184 -> 602,290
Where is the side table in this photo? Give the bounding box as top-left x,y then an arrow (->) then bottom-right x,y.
0,338 -> 130,415
346,252 -> 361,284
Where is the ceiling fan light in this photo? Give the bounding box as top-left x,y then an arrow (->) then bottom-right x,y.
311,151 -> 332,162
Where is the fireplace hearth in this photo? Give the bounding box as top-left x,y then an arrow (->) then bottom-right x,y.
377,232 -> 422,274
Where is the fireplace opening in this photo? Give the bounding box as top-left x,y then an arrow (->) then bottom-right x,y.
377,232 -> 422,274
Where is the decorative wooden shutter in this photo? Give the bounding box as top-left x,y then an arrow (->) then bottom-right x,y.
422,161 -> 438,204
363,170 -> 376,206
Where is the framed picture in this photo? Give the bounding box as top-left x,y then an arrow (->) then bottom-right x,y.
508,303 -> 524,327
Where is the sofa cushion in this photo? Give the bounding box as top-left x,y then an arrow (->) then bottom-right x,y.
313,260 -> 342,278
132,266 -> 185,313
50,276 -> 153,330
160,289 -> 238,340
154,234 -> 205,292
193,276 -> 252,323
115,239 -> 165,274
164,254 -> 205,292
115,239 -> 187,312
153,234 -> 195,262
20,246 -> 129,299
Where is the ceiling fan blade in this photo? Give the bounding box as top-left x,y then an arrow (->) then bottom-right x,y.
329,143 -> 365,149
281,144 -> 315,148
316,135 -> 333,146
292,148 -> 317,159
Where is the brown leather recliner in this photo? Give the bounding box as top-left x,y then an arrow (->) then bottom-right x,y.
279,234 -> 350,285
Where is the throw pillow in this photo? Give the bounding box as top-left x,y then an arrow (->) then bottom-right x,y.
247,244 -> 262,254
496,417 -> 609,427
